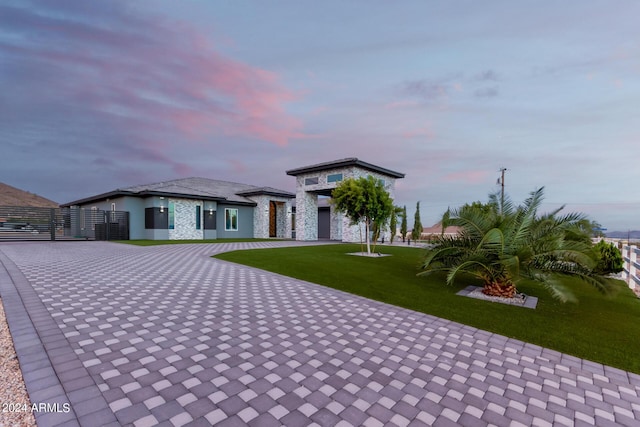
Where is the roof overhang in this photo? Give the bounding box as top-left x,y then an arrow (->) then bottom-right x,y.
235,188 -> 295,199
61,190 -> 256,207
286,158 -> 405,179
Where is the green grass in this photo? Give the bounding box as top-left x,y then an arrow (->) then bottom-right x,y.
215,244 -> 640,374
117,238 -> 285,246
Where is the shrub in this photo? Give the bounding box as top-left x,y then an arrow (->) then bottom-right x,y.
594,240 -> 624,275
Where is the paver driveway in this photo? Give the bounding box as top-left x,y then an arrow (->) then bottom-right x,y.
1,241 -> 640,427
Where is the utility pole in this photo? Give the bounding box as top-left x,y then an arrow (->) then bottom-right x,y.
498,168 -> 507,214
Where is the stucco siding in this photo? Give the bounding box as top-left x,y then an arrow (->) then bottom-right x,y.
216,204 -> 254,238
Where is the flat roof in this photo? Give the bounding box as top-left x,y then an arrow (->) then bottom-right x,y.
286,158 -> 405,178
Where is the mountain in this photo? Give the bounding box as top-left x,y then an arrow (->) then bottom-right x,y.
606,230 -> 640,239
0,182 -> 58,207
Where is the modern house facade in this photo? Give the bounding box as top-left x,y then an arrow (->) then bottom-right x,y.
62,158 -> 404,241
61,178 -> 294,240
287,158 -> 405,242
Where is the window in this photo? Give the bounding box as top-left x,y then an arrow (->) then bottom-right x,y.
327,173 -> 343,183
304,177 -> 319,185
145,207 -> 168,229
168,202 -> 175,229
195,205 -> 201,230
225,208 -> 238,231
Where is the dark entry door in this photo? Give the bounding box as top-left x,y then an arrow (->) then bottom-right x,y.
318,207 -> 330,239
269,201 -> 277,237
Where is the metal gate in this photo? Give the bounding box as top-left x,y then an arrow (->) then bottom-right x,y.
0,206 -> 129,241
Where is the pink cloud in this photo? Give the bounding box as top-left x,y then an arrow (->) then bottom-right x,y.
1,1 -> 306,162
402,126 -> 434,140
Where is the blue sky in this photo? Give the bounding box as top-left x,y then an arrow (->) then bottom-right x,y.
1,0 -> 639,230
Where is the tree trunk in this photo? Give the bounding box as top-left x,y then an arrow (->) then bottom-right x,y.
482,281 -> 516,298
365,219 -> 371,255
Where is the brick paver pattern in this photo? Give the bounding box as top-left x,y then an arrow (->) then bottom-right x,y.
1,241 -> 640,426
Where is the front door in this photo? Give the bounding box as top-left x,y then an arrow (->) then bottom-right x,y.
269,201 -> 277,237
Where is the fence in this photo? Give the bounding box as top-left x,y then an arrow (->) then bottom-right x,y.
0,206 -> 129,241
621,244 -> 640,290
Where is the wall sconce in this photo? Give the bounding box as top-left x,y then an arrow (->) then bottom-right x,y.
209,208 -> 213,215
160,205 -> 164,213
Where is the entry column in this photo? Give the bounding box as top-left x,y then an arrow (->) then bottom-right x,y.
296,190 -> 318,241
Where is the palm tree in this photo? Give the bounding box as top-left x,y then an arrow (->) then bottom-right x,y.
419,187 -> 610,302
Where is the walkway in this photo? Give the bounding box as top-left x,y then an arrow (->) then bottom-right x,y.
1,241 -> 639,426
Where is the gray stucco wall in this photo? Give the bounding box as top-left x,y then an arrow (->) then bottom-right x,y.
75,196 -> 145,239
216,204 -> 254,238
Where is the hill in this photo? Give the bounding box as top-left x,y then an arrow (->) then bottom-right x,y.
606,230 -> 640,240
0,182 -> 58,207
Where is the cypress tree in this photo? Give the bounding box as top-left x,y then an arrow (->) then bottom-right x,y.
389,206 -> 398,243
411,201 -> 422,242
400,205 -> 408,242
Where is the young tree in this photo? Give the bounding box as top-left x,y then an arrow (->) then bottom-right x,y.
400,206 -> 408,242
411,201 -> 422,243
388,206 -> 402,243
332,176 -> 394,255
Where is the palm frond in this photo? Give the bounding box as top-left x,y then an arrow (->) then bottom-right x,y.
529,273 -> 577,303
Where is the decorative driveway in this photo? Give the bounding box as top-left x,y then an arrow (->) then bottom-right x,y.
1,241 -> 639,427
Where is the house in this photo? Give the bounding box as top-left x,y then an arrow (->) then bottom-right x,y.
62,158 -> 405,241
61,177 -> 294,240
286,158 -> 404,241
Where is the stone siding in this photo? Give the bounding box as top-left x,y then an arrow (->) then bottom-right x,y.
168,199 -> 204,240
294,166 -> 397,242
295,187 -> 318,241
248,195 -> 292,239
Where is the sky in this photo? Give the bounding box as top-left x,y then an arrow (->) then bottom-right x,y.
1,0 -> 639,231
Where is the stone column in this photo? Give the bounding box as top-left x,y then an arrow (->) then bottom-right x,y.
296,190 -> 318,241
330,204 -> 342,240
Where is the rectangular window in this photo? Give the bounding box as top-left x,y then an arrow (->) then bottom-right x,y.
225,208 -> 238,231
204,209 -> 216,230
304,177 -> 319,185
168,202 -> 175,229
196,205 -> 201,230
327,173 -> 343,183
145,207 -> 168,229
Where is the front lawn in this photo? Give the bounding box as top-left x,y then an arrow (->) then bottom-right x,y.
214,244 -> 640,374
